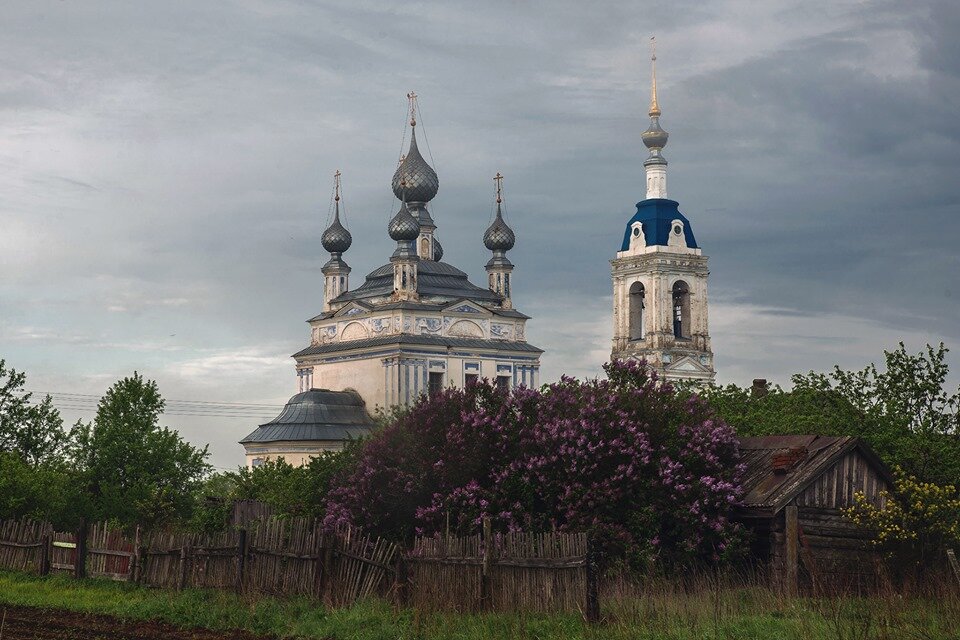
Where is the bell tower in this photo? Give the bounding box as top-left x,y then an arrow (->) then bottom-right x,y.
610,39 -> 715,383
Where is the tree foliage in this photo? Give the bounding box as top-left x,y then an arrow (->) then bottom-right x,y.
845,467 -> 960,565
700,343 -> 960,484
0,359 -> 70,466
70,372 -> 211,529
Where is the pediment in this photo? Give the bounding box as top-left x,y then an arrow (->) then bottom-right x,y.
667,356 -> 708,373
442,299 -> 490,316
333,301 -> 373,318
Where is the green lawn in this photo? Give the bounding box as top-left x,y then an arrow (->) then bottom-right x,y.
0,570 -> 957,639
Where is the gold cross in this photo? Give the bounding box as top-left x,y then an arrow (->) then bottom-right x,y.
494,172 -> 503,203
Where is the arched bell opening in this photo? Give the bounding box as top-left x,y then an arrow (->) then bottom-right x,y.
672,280 -> 691,340
629,281 -> 645,341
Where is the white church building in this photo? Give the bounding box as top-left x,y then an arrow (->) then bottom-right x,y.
240,96 -> 543,468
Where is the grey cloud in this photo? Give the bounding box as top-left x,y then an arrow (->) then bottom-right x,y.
1,0 -> 958,466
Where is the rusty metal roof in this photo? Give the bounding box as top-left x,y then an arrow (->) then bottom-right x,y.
737,435 -> 893,515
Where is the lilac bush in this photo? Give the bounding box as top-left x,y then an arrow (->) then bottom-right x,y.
324,360 -> 745,566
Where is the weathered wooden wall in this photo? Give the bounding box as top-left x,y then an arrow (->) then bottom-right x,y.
768,450 -> 892,594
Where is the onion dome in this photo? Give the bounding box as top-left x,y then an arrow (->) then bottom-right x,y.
484,202 -> 515,251
321,202 -> 352,254
388,202 -> 420,241
391,95 -> 439,203
642,118 -> 669,153
433,237 -> 444,261
391,128 -> 438,203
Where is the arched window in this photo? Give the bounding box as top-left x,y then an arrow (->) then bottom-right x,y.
672,281 -> 691,339
629,281 -> 645,340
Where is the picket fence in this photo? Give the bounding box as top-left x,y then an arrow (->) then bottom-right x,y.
0,516 -> 595,617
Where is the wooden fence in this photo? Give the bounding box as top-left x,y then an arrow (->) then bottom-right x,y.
0,516 -> 590,617
404,518 -> 597,618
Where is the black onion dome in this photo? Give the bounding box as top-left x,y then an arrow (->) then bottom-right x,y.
321,207 -> 352,253
433,237 -> 444,261
391,128 -> 439,203
483,204 -> 515,251
388,202 -> 420,241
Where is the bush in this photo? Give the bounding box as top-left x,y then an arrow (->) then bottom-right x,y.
325,361 -> 745,567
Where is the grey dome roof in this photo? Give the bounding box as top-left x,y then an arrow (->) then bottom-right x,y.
238,388 -> 374,444
391,128 -> 439,203
321,206 -> 352,253
388,202 -> 420,241
483,204 -> 515,251
433,236 -> 443,261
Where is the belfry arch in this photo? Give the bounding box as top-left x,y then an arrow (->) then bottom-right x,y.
629,281 -> 645,340
672,280 -> 691,340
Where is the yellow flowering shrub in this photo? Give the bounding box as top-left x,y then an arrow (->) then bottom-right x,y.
844,466 -> 960,557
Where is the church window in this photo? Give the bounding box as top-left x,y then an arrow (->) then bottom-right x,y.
421,237 -> 430,256
428,371 -> 444,395
504,274 -> 510,298
673,224 -> 682,236
629,282 -> 645,341
672,280 -> 691,339
495,376 -> 511,393
465,373 -> 479,387
252,457 -> 265,468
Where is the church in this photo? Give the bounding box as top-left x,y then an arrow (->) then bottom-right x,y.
240,96 -> 543,468
241,48 -> 715,468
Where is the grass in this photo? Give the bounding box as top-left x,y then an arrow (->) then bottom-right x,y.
1,569 -> 959,639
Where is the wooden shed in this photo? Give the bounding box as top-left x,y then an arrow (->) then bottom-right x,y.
735,435 -> 894,594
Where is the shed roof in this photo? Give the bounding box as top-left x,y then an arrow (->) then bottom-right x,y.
737,435 -> 894,515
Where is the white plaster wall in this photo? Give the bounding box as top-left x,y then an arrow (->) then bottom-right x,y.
312,357 -> 385,410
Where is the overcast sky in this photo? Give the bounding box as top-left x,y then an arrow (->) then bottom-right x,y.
1,0 -> 957,470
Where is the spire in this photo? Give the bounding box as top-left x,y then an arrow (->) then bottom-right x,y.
484,172 -> 515,309
649,37 -> 661,118
641,37 -> 669,199
322,169 -> 352,255
321,170 -> 352,311
484,172 -> 516,252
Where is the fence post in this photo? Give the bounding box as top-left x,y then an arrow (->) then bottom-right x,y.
319,536 -> 335,602
74,519 -> 88,580
480,516 -> 492,611
395,554 -> 409,607
236,528 -> 248,594
585,534 -> 600,623
178,542 -> 190,591
39,532 -> 51,576
784,505 -> 799,598
130,526 -> 141,584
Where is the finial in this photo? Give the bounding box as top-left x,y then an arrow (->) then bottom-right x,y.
407,91 -> 418,127
649,36 -> 661,118
494,172 -> 504,204
334,169 -> 341,202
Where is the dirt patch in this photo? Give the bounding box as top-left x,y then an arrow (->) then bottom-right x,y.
0,604 -> 277,640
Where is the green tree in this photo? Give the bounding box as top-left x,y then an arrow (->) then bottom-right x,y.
0,359 -> 70,465
71,373 -> 211,529
193,439 -> 365,529
700,343 -> 960,484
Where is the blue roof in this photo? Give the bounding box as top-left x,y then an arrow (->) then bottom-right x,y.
619,198 -> 698,251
